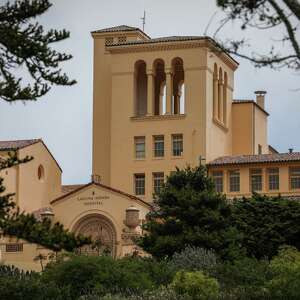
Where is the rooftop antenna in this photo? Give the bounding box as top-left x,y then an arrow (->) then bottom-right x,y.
141,10 -> 146,31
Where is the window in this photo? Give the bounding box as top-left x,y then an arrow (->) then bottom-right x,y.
153,135 -> 164,157
290,167 -> 300,189
268,168 -> 279,190
172,134 -> 183,156
153,172 -> 164,194
135,137 -> 145,159
134,174 -> 145,195
6,243 -> 23,252
229,170 -> 240,192
250,169 -> 263,192
38,165 -> 45,182
212,171 -> 223,193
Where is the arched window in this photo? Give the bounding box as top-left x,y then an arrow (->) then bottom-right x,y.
38,165 -> 45,182
134,60 -> 147,116
172,58 -> 184,114
160,82 -> 166,114
213,63 -> 218,119
218,68 -> 223,121
153,59 -> 166,115
223,72 -> 228,125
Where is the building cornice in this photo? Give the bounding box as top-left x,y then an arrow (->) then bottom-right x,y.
107,39 -> 239,71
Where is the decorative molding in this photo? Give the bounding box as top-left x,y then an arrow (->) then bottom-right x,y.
184,66 -> 213,74
213,117 -> 229,132
112,71 -> 134,76
131,114 -> 186,122
107,40 -> 238,70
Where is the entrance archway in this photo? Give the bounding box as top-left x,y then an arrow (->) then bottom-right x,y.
73,214 -> 117,257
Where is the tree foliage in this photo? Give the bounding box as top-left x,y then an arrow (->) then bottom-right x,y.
216,0 -> 300,71
232,194 -> 300,259
0,0 -> 76,102
138,166 -> 243,260
0,152 -> 90,252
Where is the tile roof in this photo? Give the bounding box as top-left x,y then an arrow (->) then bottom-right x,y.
207,152 -> 300,166
92,25 -> 140,33
61,184 -> 85,195
0,139 -> 41,151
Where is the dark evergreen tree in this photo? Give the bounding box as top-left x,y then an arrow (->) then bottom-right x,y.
0,153 -> 90,252
138,166 -> 243,260
0,0 -> 76,102
232,193 -> 300,259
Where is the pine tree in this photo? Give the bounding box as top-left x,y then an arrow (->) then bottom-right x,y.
138,166 -> 243,260
0,0 -> 76,102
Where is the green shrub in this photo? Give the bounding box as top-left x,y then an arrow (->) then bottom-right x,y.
169,246 -> 217,274
267,246 -> 300,299
42,255 -> 171,298
216,257 -> 271,299
171,270 -> 219,300
0,265 -> 71,300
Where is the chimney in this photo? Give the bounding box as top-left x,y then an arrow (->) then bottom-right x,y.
289,148 -> 294,154
91,174 -> 102,183
255,91 -> 267,110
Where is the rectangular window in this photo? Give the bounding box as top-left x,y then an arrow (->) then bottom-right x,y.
229,170 -> 240,192
290,167 -> 300,189
250,169 -> 263,192
134,174 -> 145,195
6,243 -> 23,252
172,134 -> 183,156
268,168 -> 279,190
153,136 -> 164,157
135,137 -> 145,159
153,172 -> 164,194
212,171 -> 223,193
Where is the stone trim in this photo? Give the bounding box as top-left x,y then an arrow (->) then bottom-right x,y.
131,114 -> 186,122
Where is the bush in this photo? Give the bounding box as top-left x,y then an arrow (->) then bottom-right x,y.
169,246 -> 217,275
267,246 -> 300,299
42,255 -> 172,298
0,265 -> 71,300
216,257 -> 271,299
171,270 -> 219,300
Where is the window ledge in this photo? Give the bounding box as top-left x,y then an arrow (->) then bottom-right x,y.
131,114 -> 186,122
171,155 -> 184,160
213,118 -> 228,132
152,157 -> 164,160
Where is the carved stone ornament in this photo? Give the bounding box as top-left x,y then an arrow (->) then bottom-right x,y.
73,214 -> 117,257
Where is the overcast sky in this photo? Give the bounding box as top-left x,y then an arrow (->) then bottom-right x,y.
0,0 -> 299,184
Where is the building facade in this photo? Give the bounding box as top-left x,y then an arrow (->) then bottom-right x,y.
0,25 -> 299,270
92,25 -> 270,202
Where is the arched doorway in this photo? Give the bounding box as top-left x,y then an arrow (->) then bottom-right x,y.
73,214 -> 117,257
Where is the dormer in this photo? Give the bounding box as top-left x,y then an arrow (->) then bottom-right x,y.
91,25 -> 150,45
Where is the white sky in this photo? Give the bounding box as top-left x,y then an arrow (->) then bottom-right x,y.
0,0 -> 299,184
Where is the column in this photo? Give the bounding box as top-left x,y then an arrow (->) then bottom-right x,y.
213,77 -> 218,119
218,79 -> 223,122
146,70 -> 154,116
165,69 -> 173,115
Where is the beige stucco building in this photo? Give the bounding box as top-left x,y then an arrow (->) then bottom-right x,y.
1,25 -> 300,270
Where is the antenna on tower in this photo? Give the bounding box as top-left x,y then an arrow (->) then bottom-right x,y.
141,10 -> 146,31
